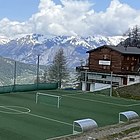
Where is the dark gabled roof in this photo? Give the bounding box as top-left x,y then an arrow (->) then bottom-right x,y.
86,45 -> 140,55
86,45 -> 113,53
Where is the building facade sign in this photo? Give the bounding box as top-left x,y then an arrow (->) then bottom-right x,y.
99,60 -> 111,66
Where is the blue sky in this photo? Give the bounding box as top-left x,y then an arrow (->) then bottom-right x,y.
0,0 -> 140,37
0,0 -> 39,21
0,0 -> 139,21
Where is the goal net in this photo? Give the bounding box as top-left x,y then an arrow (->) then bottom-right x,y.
36,92 -> 61,108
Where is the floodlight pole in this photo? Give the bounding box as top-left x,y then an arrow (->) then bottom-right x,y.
85,70 -> 87,91
37,54 -> 40,90
110,71 -> 113,96
13,61 -> 17,91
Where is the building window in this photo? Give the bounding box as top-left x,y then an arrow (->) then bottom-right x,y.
129,78 -> 135,82
103,55 -> 107,59
132,57 -> 135,61
126,66 -> 129,70
131,66 -> 134,71
131,62 -> 134,65
127,57 -> 129,60
103,66 -> 107,69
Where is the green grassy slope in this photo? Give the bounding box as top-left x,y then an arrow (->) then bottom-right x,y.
114,83 -> 140,100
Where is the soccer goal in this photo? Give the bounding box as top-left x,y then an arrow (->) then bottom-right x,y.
36,92 -> 61,108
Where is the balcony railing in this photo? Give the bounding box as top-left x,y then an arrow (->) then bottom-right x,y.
76,66 -> 89,72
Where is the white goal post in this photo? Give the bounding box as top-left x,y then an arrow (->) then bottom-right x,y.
36,92 -> 61,108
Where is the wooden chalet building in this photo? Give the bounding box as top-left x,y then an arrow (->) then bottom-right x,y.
78,45 -> 140,91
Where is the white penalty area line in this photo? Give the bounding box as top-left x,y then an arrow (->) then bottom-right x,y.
1,106 -> 72,127
28,112 -> 72,127
63,95 -> 140,107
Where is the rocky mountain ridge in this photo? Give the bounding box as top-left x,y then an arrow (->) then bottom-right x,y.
0,34 -> 124,67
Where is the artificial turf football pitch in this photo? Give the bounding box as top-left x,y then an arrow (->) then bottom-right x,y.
0,89 -> 140,140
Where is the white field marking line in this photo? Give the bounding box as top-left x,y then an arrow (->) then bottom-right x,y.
28,112 -> 73,126
62,90 -> 138,103
96,93 -> 139,102
61,93 -> 83,97
39,90 -> 83,97
37,92 -> 60,98
63,95 -> 140,107
0,106 -> 31,114
0,106 -> 72,127
125,103 -> 140,107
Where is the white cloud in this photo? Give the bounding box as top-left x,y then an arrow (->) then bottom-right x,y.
84,0 -> 139,36
0,18 -> 32,37
38,0 -> 56,11
0,0 -> 140,37
48,23 -> 67,35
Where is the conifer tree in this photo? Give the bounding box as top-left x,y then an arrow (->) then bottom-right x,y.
122,25 -> 140,48
47,48 -> 69,88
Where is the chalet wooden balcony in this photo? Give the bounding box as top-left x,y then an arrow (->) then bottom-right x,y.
87,68 -> 140,75
76,66 -> 89,72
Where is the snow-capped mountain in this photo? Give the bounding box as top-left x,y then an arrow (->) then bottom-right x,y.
0,34 -> 124,67
0,36 -> 10,44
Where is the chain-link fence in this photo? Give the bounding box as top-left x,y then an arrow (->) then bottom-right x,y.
0,57 -> 45,86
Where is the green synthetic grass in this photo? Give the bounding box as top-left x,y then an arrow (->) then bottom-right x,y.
0,90 -> 140,140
